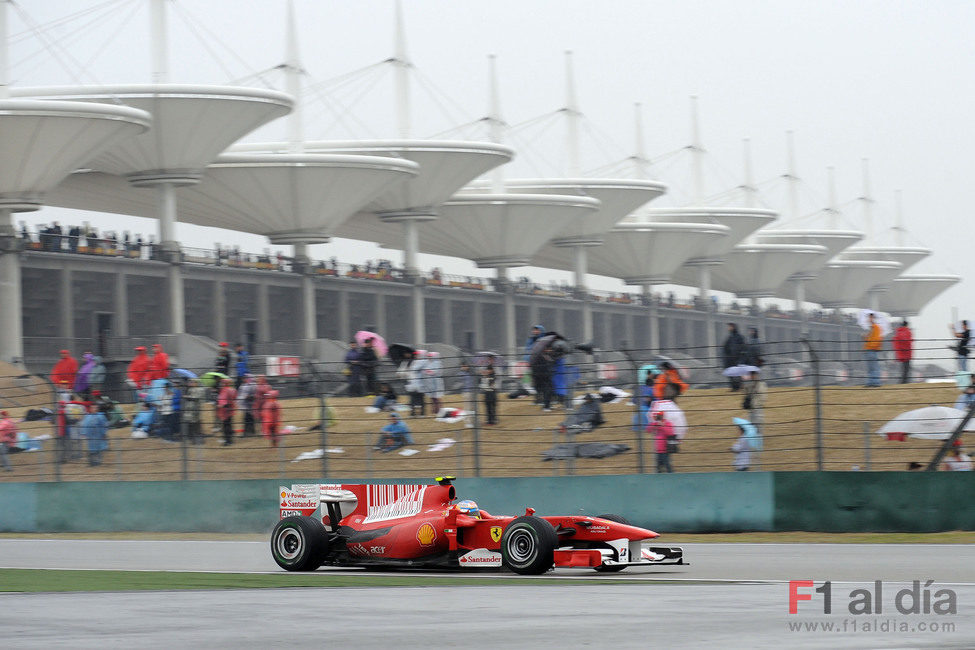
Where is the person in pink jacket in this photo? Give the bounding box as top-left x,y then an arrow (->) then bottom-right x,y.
647,410 -> 677,473
216,379 -> 237,446
0,410 -> 17,471
262,390 -> 281,447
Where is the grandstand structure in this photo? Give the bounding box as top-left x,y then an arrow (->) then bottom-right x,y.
0,0 -> 958,374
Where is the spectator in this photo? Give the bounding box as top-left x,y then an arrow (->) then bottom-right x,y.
215,342 -> 231,375
73,352 -> 97,398
524,324 -> 545,360
722,323 -> 746,390
653,362 -> 688,400
88,355 -> 107,395
80,404 -> 109,466
182,378 -> 206,445
425,351 -> 445,414
51,350 -> 79,388
217,378 -> 237,446
405,350 -> 426,416
943,447 -> 973,471
0,411 -> 16,472
262,389 -> 281,447
955,385 -> 975,410
234,343 -> 250,389
744,327 -> 763,367
950,321 -> 971,373
648,410 -> 676,473
530,348 -> 556,412
131,402 -> 156,438
480,365 -> 499,425
373,412 -> 413,452
126,346 -> 151,403
731,426 -> 752,471
892,320 -> 913,384
863,313 -> 883,387
344,341 -> 364,397
559,393 -> 604,433
253,375 -> 272,428
155,382 -> 175,439
149,343 -> 170,382
359,338 -> 380,395
634,370 -> 657,432
370,382 -> 397,412
237,375 -> 257,436
742,370 -> 767,433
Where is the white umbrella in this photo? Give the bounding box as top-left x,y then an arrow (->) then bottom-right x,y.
857,309 -> 891,336
722,364 -> 761,377
876,405 -> 975,440
649,399 -> 688,440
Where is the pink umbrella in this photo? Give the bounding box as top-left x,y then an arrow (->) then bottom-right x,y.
354,330 -> 388,357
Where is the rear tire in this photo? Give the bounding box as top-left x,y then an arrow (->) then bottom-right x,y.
270,516 -> 328,571
500,516 -> 558,575
594,513 -> 631,573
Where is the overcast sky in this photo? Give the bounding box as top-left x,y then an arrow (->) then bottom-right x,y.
9,0 -> 973,347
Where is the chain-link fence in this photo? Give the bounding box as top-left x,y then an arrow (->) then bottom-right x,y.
0,337 -> 970,482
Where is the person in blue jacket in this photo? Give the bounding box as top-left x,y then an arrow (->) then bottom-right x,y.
523,324 -> 545,360
80,404 -> 109,466
234,343 -> 250,389
374,412 -> 413,452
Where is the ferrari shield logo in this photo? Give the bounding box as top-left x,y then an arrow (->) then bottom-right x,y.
490,526 -> 503,543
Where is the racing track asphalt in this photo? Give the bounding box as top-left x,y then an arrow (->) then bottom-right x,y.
2,539 -> 975,582
3,540 -> 975,648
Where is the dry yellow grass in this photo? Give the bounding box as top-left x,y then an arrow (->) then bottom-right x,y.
0,380 -> 966,482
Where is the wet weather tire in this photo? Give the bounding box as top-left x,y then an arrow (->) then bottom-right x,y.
500,516 -> 558,575
270,516 -> 328,571
594,514 -> 630,572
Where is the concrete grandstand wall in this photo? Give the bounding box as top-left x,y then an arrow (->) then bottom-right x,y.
0,472 -> 972,533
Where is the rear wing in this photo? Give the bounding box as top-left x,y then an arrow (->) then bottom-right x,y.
278,482 -> 454,522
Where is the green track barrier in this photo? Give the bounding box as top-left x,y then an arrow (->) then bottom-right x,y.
0,472 -> 971,533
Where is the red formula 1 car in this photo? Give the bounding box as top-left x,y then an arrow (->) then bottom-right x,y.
270,477 -> 684,575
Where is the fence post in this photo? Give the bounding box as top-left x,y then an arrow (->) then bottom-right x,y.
800,337 -> 824,471
926,400 -> 975,470
319,391 -> 328,479
180,418 -> 188,480
618,344 -> 645,474
863,421 -> 871,470
471,381 -> 481,478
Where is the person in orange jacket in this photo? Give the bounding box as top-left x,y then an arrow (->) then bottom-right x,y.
653,362 -> 688,400
149,343 -> 170,381
892,320 -> 913,384
262,389 -> 281,447
216,378 -> 237,446
126,346 -> 152,402
51,350 -> 78,388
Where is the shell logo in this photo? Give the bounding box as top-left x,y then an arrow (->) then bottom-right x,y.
280,491 -> 287,498
416,523 -> 437,546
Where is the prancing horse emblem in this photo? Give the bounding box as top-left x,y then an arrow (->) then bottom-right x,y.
490,526 -> 503,543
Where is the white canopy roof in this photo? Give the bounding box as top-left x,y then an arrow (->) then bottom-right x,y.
672,243 -> 828,298
879,274 -> 962,317
636,207 -> 778,261
0,99 -> 150,211
13,85 -> 293,185
802,260 -> 904,308
234,140 -> 514,215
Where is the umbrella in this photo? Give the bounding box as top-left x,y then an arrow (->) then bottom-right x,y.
473,351 -> 506,369
528,333 -> 571,364
638,364 -> 660,386
199,372 -> 229,388
354,330 -> 388,357
649,399 -> 688,439
733,416 -> 763,451
723,364 -> 762,377
388,343 -> 415,366
876,405 -> 975,440
857,309 -> 891,336
172,368 -> 197,379
654,355 -> 690,381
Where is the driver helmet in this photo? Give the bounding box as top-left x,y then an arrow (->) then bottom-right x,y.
455,499 -> 480,518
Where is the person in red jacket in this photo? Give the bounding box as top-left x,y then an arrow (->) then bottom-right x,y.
149,343 -> 170,381
126,346 -> 152,403
262,389 -> 281,447
892,320 -> 913,384
51,350 -> 78,388
216,378 -> 237,446
647,410 -> 677,473
253,375 -> 272,426
0,410 -> 17,471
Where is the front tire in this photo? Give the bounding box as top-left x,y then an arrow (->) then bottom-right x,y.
270,516 -> 328,571
594,513 -> 631,572
500,516 -> 558,575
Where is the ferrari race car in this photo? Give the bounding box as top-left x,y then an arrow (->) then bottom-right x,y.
270,477 -> 684,575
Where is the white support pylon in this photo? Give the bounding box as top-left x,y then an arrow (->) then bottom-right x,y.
689,95 -> 705,203
393,0 -> 411,139
564,50 -> 580,177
